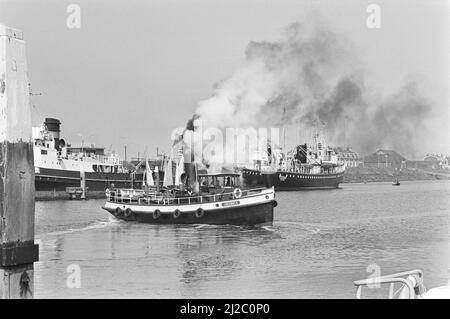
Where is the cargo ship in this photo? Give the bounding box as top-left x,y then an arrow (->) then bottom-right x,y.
33,118 -> 143,194
242,132 -> 345,190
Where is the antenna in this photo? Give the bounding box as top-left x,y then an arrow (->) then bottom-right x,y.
283,104 -> 287,152
28,83 -> 42,96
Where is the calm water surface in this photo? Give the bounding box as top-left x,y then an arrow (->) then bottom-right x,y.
34,180 -> 450,298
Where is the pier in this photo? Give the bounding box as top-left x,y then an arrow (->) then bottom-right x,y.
0,25 -> 38,298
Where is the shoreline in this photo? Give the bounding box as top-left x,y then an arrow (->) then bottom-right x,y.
34,168 -> 450,201
342,167 -> 450,184
35,190 -> 106,201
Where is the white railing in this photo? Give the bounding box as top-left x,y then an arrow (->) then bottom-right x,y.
353,270 -> 424,299
107,187 -> 269,206
59,153 -> 123,166
274,163 -> 345,175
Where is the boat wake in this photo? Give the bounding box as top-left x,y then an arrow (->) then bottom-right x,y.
260,225 -> 276,232
192,223 -> 277,232
275,221 -> 322,234
37,216 -> 123,238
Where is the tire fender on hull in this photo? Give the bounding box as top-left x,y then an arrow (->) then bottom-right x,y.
195,208 -> 204,218
153,209 -> 161,219
124,208 -> 133,217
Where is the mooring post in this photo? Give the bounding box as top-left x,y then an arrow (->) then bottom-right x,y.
0,25 -> 39,299
80,170 -> 86,199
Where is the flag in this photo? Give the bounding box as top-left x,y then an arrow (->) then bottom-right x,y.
146,159 -> 154,186
163,157 -> 173,186
175,155 -> 184,185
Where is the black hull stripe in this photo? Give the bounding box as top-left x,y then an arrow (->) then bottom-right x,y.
242,169 -> 344,189
103,201 -> 275,226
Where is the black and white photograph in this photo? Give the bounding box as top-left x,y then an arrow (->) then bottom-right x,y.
0,0 -> 449,304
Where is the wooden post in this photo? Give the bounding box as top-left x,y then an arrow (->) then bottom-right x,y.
0,25 -> 39,299
80,170 -> 86,199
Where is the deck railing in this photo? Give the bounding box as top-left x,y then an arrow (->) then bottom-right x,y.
353,269 -> 424,299
107,187 -> 269,206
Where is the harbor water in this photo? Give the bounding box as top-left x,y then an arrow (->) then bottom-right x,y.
34,180 -> 450,298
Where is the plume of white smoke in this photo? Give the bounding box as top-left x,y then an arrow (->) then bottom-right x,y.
193,19 -> 433,160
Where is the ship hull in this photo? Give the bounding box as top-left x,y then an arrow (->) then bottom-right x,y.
103,200 -> 276,226
242,168 -> 344,190
35,167 -> 144,191
104,202 -> 275,226
102,188 -> 276,226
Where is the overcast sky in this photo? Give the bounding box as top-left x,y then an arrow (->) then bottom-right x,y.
0,0 -> 448,159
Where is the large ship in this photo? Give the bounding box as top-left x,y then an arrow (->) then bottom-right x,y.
242,131 -> 345,190
33,118 -> 142,194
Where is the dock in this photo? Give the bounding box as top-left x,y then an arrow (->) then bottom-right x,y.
0,24 -> 38,298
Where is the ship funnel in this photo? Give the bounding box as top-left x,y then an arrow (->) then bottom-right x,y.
44,118 -> 61,133
44,118 -> 61,147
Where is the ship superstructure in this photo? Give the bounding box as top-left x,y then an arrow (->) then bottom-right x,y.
242,129 -> 346,190
33,118 -> 137,192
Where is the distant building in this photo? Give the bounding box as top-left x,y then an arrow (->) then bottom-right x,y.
423,154 -> 449,170
406,154 -> 450,170
363,149 -> 406,168
333,147 -> 363,167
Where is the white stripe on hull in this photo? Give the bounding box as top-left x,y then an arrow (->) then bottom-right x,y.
104,188 -> 275,214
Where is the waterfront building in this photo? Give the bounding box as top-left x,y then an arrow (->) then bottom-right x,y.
363,149 -> 406,169
333,147 -> 363,168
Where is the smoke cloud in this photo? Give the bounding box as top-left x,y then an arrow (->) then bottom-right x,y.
194,19 -> 433,159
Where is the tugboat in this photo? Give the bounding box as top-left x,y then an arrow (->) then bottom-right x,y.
104,114 -> 277,226
242,131 -> 345,190
102,172 -> 276,226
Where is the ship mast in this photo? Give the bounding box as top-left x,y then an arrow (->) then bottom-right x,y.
282,105 -> 286,153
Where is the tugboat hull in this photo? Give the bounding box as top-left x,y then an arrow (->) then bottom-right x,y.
102,188 -> 276,226
243,169 -> 344,190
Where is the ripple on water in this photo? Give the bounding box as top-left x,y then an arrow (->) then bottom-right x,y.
34,181 -> 450,298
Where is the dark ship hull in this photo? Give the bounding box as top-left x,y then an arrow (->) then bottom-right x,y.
242,168 -> 344,190
104,201 -> 275,226
35,167 -> 147,191
102,186 -> 276,226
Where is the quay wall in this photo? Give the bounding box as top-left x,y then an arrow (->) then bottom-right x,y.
343,167 -> 450,183
35,190 -> 106,201
34,168 -> 450,201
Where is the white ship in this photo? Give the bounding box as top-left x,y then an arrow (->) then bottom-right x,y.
33,118 -> 139,192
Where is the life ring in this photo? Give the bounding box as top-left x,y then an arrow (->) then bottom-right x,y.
233,188 -> 242,199
105,188 -> 110,197
114,207 -> 122,216
124,208 -> 132,217
173,209 -> 181,219
195,208 -> 204,218
153,209 -> 161,219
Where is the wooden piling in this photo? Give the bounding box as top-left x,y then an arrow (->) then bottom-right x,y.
80,170 -> 86,199
0,25 -> 39,299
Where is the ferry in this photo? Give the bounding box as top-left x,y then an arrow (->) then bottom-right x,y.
242,132 -> 345,190
33,118 -> 141,192
102,172 -> 276,226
